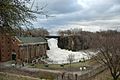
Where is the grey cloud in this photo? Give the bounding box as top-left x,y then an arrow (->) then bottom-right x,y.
37,0 -> 82,14
32,0 -> 120,33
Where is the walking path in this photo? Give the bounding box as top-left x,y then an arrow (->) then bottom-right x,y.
22,66 -> 63,74
0,61 -> 105,75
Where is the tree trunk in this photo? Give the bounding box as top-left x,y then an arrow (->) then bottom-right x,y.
113,75 -> 119,80
70,62 -> 71,71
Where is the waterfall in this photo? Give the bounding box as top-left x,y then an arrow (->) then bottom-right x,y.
47,38 -> 94,64
47,38 -> 58,49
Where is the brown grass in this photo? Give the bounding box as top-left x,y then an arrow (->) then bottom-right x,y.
90,69 -> 114,80
0,72 -> 41,80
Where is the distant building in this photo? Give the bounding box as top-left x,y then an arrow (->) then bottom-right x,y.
0,35 -> 47,62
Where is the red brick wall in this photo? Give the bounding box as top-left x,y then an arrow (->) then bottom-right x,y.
11,37 -> 21,61
18,44 -> 47,62
0,34 -> 12,62
0,36 -> 1,61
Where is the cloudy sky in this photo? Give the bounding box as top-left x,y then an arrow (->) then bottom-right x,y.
31,0 -> 120,34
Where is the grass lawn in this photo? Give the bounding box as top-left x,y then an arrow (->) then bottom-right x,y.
29,58 -> 98,71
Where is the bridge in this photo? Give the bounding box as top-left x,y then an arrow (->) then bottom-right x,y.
45,36 -> 60,38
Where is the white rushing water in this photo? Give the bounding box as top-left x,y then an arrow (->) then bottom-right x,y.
47,38 -> 94,64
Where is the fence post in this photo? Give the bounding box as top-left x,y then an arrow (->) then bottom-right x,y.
75,74 -> 78,80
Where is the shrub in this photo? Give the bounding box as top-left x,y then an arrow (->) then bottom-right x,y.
60,64 -> 64,67
44,64 -> 49,67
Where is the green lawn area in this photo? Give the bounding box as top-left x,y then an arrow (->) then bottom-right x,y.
29,58 -> 98,71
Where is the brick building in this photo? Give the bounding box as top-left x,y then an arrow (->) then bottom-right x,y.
0,34 -> 12,62
0,35 -> 47,62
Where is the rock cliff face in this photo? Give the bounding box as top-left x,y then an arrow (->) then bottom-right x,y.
58,35 -> 90,51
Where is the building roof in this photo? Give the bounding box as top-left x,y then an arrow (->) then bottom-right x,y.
17,36 -> 47,44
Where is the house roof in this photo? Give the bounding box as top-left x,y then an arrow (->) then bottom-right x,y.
17,36 -> 47,44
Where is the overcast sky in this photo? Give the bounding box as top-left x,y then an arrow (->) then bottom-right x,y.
31,0 -> 120,34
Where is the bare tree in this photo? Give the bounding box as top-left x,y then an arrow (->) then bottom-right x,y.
0,0 -> 47,35
27,28 -> 49,37
67,53 -> 75,71
91,32 -> 120,80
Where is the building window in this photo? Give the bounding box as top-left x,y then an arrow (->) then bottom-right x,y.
1,49 -> 4,52
12,49 -> 15,52
37,44 -> 39,46
13,39 -> 16,42
2,54 -> 4,57
8,54 -> 10,57
18,50 -> 19,53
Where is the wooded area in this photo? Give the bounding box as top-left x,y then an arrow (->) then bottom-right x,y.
58,29 -> 120,80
